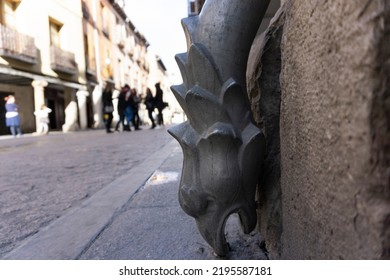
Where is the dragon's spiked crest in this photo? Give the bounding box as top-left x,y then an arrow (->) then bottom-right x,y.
168,0 -> 270,257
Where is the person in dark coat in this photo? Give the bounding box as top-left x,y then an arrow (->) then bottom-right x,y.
115,85 -> 130,132
123,85 -> 135,131
131,88 -> 141,130
154,82 -> 165,126
4,95 -> 22,137
144,87 -> 156,129
102,83 -> 114,133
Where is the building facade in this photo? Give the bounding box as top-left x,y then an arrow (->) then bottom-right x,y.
81,0 -> 171,129
0,0 -> 87,134
0,0 -> 170,135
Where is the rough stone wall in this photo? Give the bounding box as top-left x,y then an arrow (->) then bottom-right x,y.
247,5 -> 286,260
248,0 -> 390,259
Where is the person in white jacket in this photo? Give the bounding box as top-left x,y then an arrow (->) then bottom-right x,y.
34,104 -> 52,135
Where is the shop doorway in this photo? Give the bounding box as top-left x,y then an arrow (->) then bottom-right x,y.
45,89 -> 65,130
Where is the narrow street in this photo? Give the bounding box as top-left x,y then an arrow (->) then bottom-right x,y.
0,127 -> 173,258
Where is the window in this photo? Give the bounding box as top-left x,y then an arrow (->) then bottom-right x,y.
189,0 -> 196,16
0,0 -> 20,27
100,2 -> 109,38
116,17 -> 125,46
84,33 -> 96,72
49,18 -> 63,47
188,0 -> 205,16
102,47 -> 112,79
83,34 -> 89,61
81,0 -> 90,19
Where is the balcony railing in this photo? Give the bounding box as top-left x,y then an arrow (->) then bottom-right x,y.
0,24 -> 38,64
50,45 -> 77,75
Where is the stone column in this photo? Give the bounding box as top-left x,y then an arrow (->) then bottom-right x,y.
31,80 -> 48,132
92,84 -> 103,128
62,89 -> 79,132
76,90 -> 89,130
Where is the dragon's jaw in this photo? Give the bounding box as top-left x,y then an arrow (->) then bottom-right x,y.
194,196 -> 259,257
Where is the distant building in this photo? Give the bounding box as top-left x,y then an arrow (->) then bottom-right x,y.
0,0 -> 170,135
188,0 -> 205,16
0,0 -> 87,134
82,0 -> 150,128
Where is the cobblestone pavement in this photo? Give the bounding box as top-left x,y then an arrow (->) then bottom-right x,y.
0,126 -> 173,257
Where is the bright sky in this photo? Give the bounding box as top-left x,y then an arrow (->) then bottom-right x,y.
125,0 -> 188,84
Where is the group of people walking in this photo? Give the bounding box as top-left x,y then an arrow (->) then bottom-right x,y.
102,82 -> 167,134
3,82 -> 167,137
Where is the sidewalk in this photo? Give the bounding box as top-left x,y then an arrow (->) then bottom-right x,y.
2,132 -> 267,260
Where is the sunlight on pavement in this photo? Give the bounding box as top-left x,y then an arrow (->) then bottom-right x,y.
145,171 -> 179,186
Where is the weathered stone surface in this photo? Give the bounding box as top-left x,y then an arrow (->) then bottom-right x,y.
247,4 -> 287,260
279,0 -> 389,259
248,0 -> 389,259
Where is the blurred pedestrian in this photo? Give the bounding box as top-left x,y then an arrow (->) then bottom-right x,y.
123,85 -> 135,131
115,85 -> 128,132
115,84 -> 134,132
154,82 -> 166,126
144,87 -> 156,129
34,104 -> 52,135
131,88 -> 141,130
102,83 -> 114,133
4,95 -> 22,137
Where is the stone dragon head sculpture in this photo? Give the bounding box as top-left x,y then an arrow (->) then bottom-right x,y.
168,0 -> 270,257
